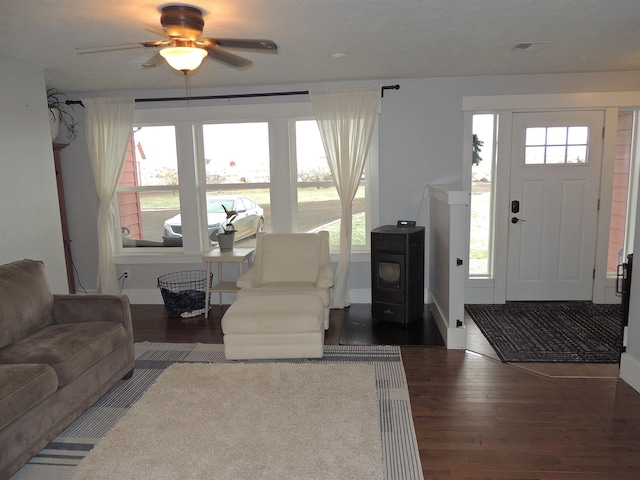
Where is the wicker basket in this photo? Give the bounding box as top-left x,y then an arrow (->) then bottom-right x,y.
157,270 -> 211,318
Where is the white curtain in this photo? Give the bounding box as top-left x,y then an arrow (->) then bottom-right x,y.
310,85 -> 380,308
82,97 -> 135,294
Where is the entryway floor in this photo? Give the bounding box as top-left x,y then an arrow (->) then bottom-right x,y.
339,304 -> 445,347
464,309 -> 621,379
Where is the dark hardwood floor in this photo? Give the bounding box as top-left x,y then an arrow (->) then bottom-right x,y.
130,304 -> 640,479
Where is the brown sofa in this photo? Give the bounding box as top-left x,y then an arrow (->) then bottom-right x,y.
0,259 -> 135,480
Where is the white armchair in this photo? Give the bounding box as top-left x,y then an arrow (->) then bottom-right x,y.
236,231 -> 334,328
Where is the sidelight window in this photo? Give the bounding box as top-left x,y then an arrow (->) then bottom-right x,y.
469,114 -> 497,277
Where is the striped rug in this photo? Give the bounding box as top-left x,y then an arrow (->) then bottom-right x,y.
10,343 -> 423,480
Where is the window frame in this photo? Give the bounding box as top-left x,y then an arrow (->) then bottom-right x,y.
115,101 -> 378,261
115,123 -> 183,250
198,120 -> 272,248
523,125 -> 590,165
468,112 -> 498,279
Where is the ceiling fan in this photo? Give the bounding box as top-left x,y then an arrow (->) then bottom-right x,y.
77,4 -> 278,74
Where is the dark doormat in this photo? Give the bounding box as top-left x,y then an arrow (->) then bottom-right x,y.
465,302 -> 623,363
339,304 -> 445,347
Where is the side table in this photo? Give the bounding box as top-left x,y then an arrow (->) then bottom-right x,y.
201,247 -> 255,318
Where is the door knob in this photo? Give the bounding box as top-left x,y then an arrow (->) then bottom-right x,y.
511,217 -> 526,224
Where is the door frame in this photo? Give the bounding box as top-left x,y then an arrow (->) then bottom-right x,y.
463,91 -> 640,304
505,110 -> 605,301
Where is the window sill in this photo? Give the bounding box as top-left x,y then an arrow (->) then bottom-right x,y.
116,248 -> 372,265
115,251 -> 204,265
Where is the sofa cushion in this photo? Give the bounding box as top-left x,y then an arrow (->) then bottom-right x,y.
0,363 -> 58,431
0,322 -> 126,388
0,260 -> 54,349
237,282 -> 331,307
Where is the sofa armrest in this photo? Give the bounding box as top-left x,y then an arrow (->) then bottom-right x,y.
52,294 -> 133,332
236,268 -> 262,289
316,264 -> 334,288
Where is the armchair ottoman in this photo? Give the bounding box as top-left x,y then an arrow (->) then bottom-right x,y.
221,294 -> 325,360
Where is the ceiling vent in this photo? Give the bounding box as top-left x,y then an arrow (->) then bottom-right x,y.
511,42 -> 549,52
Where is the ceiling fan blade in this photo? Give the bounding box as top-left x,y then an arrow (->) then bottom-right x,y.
76,43 -> 148,55
141,52 -> 164,69
140,40 -> 171,48
203,43 -> 253,69
143,23 -> 168,38
205,38 -> 277,52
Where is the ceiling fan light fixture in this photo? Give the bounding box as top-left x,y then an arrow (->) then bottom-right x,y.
159,46 -> 207,72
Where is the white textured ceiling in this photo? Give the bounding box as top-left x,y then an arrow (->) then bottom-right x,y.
1,0 -> 639,94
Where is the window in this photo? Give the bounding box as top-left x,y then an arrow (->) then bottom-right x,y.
469,114 -> 497,277
116,103 -> 375,254
524,126 -> 589,165
295,120 -> 369,249
202,123 -> 271,248
117,125 -> 181,248
607,110 -> 639,275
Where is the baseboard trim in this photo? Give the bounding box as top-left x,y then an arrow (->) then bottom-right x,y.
620,352 -> 640,394
429,300 -> 467,350
124,288 -> 373,306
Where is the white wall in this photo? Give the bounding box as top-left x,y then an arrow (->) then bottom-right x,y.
4,61 -> 640,389
0,54 -> 68,293
58,71 -> 640,301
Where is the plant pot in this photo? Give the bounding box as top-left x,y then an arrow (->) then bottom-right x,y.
217,231 -> 235,251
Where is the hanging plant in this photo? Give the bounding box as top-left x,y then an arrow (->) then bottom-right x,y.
47,88 -> 79,142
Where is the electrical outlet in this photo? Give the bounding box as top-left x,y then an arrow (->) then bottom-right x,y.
123,271 -> 129,279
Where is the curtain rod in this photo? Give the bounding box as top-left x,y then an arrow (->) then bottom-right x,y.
65,84 -> 399,107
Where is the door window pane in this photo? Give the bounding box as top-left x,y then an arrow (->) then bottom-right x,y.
568,126 -> 589,144
546,146 -> 567,164
547,127 -> 567,145
567,146 -> 587,164
524,125 -> 589,165
525,127 -> 546,145
525,146 -> 545,164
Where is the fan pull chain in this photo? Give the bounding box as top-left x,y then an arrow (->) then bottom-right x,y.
183,71 -> 193,108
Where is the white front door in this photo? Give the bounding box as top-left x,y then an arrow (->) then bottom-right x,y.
506,110 -> 605,301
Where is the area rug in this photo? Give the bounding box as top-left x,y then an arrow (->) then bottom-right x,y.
11,343 -> 423,480
466,302 -> 623,363
73,363 -> 381,479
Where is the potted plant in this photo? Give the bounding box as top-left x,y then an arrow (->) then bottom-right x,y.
216,205 -> 237,251
47,88 -> 79,143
